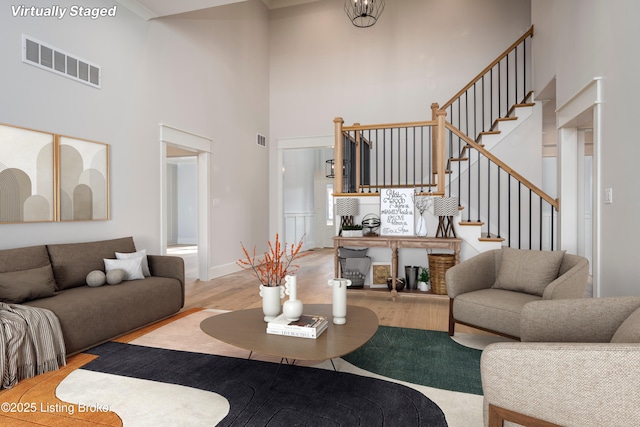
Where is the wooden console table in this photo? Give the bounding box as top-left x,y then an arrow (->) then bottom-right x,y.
333,235 -> 462,295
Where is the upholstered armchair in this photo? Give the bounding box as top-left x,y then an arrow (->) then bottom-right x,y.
446,247 -> 589,339
481,296 -> 640,427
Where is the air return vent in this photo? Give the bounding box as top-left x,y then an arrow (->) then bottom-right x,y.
256,133 -> 266,147
22,35 -> 101,89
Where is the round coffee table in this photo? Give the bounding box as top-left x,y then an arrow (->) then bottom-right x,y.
200,304 -> 378,362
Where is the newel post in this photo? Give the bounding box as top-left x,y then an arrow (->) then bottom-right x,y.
431,103 -> 439,186
435,109 -> 447,195
354,123 -> 361,193
334,117 -> 344,194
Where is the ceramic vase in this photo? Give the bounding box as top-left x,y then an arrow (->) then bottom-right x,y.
260,284 -> 284,322
415,214 -> 428,236
283,275 -> 304,321
328,278 -> 350,325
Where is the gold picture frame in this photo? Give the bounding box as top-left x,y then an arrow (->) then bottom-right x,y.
0,122 -> 110,223
58,135 -> 109,221
370,262 -> 391,288
0,123 -> 56,223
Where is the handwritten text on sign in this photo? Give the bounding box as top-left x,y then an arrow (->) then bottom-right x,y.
380,188 -> 414,236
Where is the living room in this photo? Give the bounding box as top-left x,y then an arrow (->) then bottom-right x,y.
1,0 -> 639,425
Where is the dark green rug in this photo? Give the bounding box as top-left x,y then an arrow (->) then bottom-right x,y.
343,326 -> 483,395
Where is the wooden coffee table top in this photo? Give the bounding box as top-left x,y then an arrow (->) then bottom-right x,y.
200,304 -> 379,361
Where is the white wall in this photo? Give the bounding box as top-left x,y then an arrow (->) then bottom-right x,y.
0,0 -> 271,275
532,0 -> 640,296
269,0 -> 532,138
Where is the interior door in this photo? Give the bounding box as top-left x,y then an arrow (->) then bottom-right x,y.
314,178 -> 335,248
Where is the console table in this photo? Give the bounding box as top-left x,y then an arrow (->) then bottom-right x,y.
333,235 -> 462,295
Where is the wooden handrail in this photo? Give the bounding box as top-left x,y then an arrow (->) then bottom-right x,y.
441,25 -> 534,111
445,121 -> 558,210
342,120 -> 436,131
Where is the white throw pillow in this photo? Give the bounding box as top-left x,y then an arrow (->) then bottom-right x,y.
115,249 -> 150,276
104,258 -> 144,281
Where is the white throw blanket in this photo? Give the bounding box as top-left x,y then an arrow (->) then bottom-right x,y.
0,303 -> 66,389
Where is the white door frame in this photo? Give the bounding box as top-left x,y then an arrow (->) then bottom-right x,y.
271,135 -> 333,240
557,77 -> 602,296
160,124 -> 212,281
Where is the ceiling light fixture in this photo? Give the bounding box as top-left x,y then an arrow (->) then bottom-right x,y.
344,0 -> 385,28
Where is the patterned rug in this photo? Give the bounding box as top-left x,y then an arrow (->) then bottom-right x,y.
55,309 -> 486,426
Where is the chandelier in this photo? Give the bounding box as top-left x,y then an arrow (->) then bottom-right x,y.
344,0 -> 385,28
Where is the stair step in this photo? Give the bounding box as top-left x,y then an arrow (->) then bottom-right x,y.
449,157 -> 469,162
476,130 -> 500,142
491,116 -> 518,131
507,102 -> 535,117
479,233 -> 505,242
459,221 -> 484,226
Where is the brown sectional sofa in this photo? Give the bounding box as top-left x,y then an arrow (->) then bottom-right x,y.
0,237 -> 184,355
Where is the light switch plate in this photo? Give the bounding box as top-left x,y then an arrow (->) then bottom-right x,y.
604,188 -> 613,204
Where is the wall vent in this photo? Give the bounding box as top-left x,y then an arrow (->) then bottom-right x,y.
22,35 -> 101,89
256,133 -> 266,147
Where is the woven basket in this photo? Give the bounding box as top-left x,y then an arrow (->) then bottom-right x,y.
428,253 -> 456,295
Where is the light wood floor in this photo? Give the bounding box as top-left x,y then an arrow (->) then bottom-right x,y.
183,248 -> 485,334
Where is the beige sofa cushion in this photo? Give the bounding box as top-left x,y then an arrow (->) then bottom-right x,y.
493,247 -> 565,296
611,307 -> 640,343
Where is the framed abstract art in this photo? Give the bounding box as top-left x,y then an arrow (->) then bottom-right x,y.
0,123 -> 110,223
0,124 -> 56,223
58,136 -> 109,221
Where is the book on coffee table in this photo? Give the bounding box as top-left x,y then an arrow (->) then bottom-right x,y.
267,314 -> 329,339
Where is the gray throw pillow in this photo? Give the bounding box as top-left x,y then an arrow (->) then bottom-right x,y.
611,307 -> 640,343
338,248 -> 368,258
492,247 -> 565,297
0,264 -> 57,303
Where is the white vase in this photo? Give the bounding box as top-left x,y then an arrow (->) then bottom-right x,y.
260,284 -> 284,322
415,214 -> 428,236
283,275 -> 304,321
418,281 -> 430,292
328,278 -> 350,325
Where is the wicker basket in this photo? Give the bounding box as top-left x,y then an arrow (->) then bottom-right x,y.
428,253 -> 456,295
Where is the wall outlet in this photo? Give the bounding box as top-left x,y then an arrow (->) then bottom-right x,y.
604,188 -> 613,204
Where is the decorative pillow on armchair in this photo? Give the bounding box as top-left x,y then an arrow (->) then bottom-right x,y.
492,247 -> 565,296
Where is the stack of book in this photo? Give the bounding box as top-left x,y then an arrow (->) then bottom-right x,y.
267,313 -> 329,339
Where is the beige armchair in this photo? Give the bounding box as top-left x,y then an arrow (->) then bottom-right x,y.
446,247 -> 589,339
481,296 -> 640,427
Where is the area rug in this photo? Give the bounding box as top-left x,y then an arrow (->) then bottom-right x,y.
342,326 -> 483,395
56,309 -> 486,426
66,341 -> 447,426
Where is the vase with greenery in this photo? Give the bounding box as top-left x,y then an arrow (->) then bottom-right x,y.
237,234 -> 306,321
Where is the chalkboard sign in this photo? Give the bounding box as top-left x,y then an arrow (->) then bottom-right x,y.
380,188 -> 414,236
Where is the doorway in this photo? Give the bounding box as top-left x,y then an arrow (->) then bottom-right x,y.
160,124 -> 212,281
556,78 -> 602,296
166,153 -> 198,279
281,144 -> 335,250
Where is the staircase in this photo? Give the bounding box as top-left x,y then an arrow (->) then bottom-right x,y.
332,26 -> 557,256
